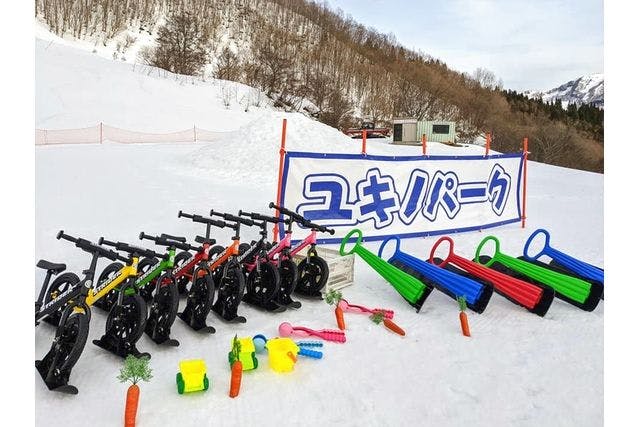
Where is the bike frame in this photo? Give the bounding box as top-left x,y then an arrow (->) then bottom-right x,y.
171,243 -> 212,282
138,248 -> 175,288
88,257 -> 139,306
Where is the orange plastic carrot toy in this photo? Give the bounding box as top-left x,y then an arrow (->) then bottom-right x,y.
325,289 -> 346,330
370,311 -> 405,336
458,296 -> 471,337
117,355 -> 153,427
229,335 -> 243,398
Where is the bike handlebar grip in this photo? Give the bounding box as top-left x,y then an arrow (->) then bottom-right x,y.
160,233 -> 187,242
178,210 -> 195,219
56,230 -> 77,243
210,209 -> 223,217
98,237 -> 118,247
139,232 -> 154,241
269,202 -> 275,209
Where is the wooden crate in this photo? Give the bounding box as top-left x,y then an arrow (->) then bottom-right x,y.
293,246 -> 354,292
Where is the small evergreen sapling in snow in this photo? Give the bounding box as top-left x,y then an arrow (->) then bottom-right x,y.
324,289 -> 345,330
118,355 -> 152,427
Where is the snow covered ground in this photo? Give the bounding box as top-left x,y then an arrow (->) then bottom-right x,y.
35,37 -> 603,427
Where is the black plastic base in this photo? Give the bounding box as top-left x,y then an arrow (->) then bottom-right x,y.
35,359 -> 74,393
211,302 -> 247,323
92,336 -> 150,359
388,259 -> 434,312
435,258 -> 554,317
478,255 -> 602,312
242,293 -> 287,312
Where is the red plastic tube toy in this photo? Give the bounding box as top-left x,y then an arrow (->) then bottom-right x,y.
429,237 -> 555,316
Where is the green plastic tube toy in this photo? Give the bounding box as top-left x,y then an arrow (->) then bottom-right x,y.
339,229 -> 429,311
474,236 -> 602,311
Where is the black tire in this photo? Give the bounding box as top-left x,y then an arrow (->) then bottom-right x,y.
146,277 -> 180,338
93,262 -> 124,311
297,256 -> 330,294
239,243 -> 251,255
278,259 -> 299,297
105,293 -> 147,344
215,267 -> 245,311
246,262 -> 280,305
174,251 -> 193,294
51,308 -> 90,373
137,257 -> 160,302
208,245 -> 226,286
43,272 -> 79,326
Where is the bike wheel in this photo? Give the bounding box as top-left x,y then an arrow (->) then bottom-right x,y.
296,256 -> 329,294
56,310 -> 90,372
43,272 -> 79,326
137,257 -> 159,302
105,293 -> 147,345
216,267 -> 245,310
278,259 -> 299,296
247,262 -> 280,305
149,278 -> 179,331
174,251 -> 193,294
208,245 -> 226,285
93,262 -> 124,311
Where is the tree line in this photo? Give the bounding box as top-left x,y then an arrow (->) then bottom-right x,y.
36,0 -> 604,172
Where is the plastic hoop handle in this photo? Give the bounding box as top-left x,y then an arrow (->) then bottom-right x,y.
339,229 -> 363,256
522,229 -> 551,262
377,235 -> 401,259
429,236 -> 454,267
474,236 -> 500,267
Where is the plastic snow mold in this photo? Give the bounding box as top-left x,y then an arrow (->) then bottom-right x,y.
337,299 -> 394,319
523,229 -> 604,293
429,236 -> 555,316
265,338 -> 300,373
176,359 -> 209,394
279,322 -> 346,343
339,228 -> 430,311
475,236 -> 603,311
228,337 -> 258,371
378,236 -> 493,314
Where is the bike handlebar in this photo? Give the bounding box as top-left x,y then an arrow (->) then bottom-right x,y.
238,210 -> 286,224
98,237 -> 163,259
139,232 -> 199,252
57,230 -> 123,261
179,210 -> 232,229
210,210 -> 254,227
267,203 -> 335,234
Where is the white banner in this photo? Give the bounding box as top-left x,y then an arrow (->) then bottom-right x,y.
279,152 -> 524,244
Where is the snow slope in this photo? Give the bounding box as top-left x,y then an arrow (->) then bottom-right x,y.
35,38 -> 603,427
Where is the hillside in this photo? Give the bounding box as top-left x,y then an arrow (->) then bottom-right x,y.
35,34 -> 603,427
34,0 -> 604,173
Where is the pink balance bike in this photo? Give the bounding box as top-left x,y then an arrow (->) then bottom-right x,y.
268,202 -> 335,300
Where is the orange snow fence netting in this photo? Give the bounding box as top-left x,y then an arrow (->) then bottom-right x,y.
35,124 -> 220,145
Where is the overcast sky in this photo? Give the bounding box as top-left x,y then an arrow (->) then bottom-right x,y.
325,0 -> 603,91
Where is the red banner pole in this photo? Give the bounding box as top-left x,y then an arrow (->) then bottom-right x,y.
361,128 -> 367,155
521,136 -> 529,228
422,133 -> 427,156
273,118 -> 287,241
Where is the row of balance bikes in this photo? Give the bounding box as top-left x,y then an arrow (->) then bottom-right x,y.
35,203 -> 334,394
339,228 -> 604,318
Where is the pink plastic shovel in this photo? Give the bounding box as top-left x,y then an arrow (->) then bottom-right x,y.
278,322 -> 346,343
338,299 -> 394,319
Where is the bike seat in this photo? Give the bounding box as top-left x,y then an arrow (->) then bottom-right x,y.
36,260 -> 66,273
195,235 -> 217,245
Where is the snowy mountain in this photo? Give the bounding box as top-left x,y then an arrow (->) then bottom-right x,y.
527,74 -> 604,108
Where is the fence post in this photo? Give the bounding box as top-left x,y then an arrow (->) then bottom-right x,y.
99,122 -> 103,144
422,133 -> 427,156
485,132 -> 491,156
521,137 -> 529,228
361,129 -> 367,155
193,125 -> 197,142
273,118 -> 287,241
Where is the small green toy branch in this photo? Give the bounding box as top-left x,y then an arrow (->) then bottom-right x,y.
370,311 -> 405,336
324,289 -> 345,330
229,335 -> 243,398
118,355 -> 152,427
457,296 -> 471,337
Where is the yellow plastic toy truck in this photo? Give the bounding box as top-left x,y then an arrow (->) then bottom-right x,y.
176,359 -> 209,394
265,338 -> 300,373
228,337 -> 258,371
